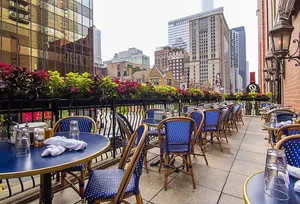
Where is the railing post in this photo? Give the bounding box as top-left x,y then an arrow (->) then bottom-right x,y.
179,99 -> 182,116
111,99 -> 116,158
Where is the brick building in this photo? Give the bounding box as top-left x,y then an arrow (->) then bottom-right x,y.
258,0 -> 300,111
155,46 -> 171,71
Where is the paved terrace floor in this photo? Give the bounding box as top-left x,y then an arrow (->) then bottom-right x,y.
29,116 -> 269,204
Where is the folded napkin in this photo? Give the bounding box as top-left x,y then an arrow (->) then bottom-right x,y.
44,136 -> 87,150
287,164 -> 300,179
41,136 -> 87,157
275,120 -> 292,128
41,145 -> 66,157
295,180 -> 300,193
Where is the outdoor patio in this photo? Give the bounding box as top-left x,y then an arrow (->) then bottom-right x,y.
25,116 -> 268,204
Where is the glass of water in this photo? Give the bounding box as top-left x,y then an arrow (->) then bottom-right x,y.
69,120 -> 80,140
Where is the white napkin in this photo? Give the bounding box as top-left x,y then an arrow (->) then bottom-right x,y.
44,136 -> 87,150
41,145 -> 66,157
295,180 -> 300,193
275,120 -> 292,128
287,164 -> 300,179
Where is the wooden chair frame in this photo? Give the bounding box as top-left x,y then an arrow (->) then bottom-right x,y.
91,124 -> 148,204
274,124 -> 300,146
188,111 -> 208,165
157,117 -> 197,190
275,134 -> 300,149
265,110 -> 294,123
202,109 -> 223,152
143,108 -> 165,119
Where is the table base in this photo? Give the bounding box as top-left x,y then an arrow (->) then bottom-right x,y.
41,173 -> 53,204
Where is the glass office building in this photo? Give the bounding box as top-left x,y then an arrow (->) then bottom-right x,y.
0,0 -> 94,75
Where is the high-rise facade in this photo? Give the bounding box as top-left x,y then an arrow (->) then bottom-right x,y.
231,26 -> 247,90
155,46 -> 171,71
0,0 -> 94,75
168,7 -> 223,54
93,26 -> 102,69
230,29 -> 244,92
167,48 -> 189,82
189,7 -> 230,93
112,48 -> 150,68
201,0 -> 213,12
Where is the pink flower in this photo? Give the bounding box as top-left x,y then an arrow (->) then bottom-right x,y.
71,88 -> 78,93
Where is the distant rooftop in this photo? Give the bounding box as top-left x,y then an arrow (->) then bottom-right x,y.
168,7 -> 224,25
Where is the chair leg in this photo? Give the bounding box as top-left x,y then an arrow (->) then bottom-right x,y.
234,120 -> 238,132
240,117 -> 244,125
61,172 -> 67,186
164,154 -> 169,191
200,144 -> 208,165
158,151 -> 163,173
144,149 -> 149,173
216,132 -> 223,152
188,155 -> 196,189
136,192 -> 144,204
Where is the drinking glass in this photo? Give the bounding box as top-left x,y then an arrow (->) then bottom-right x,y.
15,129 -> 31,157
69,120 -> 80,140
264,149 -> 290,201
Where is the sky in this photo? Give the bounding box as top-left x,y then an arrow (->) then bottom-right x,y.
94,0 -> 258,73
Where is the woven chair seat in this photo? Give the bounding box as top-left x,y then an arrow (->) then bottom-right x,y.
61,163 -> 86,172
84,169 -> 137,203
162,142 -> 189,153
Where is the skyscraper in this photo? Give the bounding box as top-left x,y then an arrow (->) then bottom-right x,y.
168,7 -> 222,54
201,0 -> 213,12
189,7 -> 231,93
93,26 -> 102,68
0,0 -> 94,75
231,26 -> 247,90
230,29 -> 243,92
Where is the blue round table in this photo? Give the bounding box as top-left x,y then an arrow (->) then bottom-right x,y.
142,119 -> 162,127
243,171 -> 300,203
0,133 -> 110,204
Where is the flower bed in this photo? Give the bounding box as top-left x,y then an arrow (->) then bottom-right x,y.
0,62 -> 222,101
223,92 -> 271,101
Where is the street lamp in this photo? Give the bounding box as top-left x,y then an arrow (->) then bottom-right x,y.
269,17 -> 300,66
269,18 -> 294,58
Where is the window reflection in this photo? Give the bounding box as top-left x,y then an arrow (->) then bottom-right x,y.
0,0 -> 93,74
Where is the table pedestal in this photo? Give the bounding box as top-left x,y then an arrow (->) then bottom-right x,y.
41,173 -> 53,204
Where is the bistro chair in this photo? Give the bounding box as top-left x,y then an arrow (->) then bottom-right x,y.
218,107 -> 230,143
273,124 -> 300,147
275,134 -> 300,167
188,111 -> 208,165
230,104 -> 240,132
144,108 -> 165,120
202,109 -> 223,152
236,104 -> 244,125
157,117 -> 196,190
265,110 -> 294,123
182,105 -> 196,115
116,112 -> 149,173
52,116 -> 97,200
84,124 -> 148,204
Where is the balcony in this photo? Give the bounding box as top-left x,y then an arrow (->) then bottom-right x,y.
9,1 -> 30,15
0,97 -> 272,204
10,0 -> 30,6
8,12 -> 29,24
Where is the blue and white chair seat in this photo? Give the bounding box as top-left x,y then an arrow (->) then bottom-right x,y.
148,130 -> 165,135
162,142 -> 189,153
61,163 -> 86,172
84,169 -> 137,203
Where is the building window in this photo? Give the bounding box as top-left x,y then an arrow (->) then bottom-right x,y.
150,78 -> 159,85
167,79 -> 172,86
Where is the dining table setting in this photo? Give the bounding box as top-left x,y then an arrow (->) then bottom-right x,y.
0,120 -> 110,204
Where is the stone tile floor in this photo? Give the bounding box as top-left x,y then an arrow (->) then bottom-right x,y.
29,116 -> 269,204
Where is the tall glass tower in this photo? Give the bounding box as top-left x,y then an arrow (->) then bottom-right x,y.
0,0 -> 94,75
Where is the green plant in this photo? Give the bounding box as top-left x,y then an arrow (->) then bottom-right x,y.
49,70 -> 65,98
235,92 -> 243,99
223,93 -> 229,100
65,72 -> 93,97
248,92 -> 258,99
98,76 -> 118,99
266,92 -> 272,99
